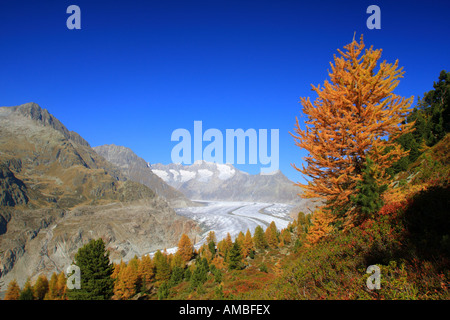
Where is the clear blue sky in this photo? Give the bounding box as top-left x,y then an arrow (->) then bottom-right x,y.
1,0 -> 449,183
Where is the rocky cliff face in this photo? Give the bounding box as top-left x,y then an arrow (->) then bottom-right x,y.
0,103 -> 199,287
0,199 -> 198,288
93,144 -> 195,208
0,164 -> 29,207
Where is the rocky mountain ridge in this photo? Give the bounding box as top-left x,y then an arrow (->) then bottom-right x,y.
93,144 -> 195,208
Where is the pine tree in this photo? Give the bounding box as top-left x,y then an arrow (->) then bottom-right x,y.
208,239 -> 216,257
253,225 -> 267,250
177,233 -> 193,264
206,230 -> 217,256
169,266 -> 184,287
217,239 -> 226,258
19,278 -> 34,300
296,214 -> 307,238
392,70 -> 450,173
172,252 -> 186,269
190,258 -> 209,289
419,70 -> 449,144
4,279 -> 21,300
184,267 -> 192,281
67,238 -> 114,300
351,157 -> 387,220
292,35 -> 413,225
153,250 -> 171,282
157,281 -> 171,300
227,241 -> 244,270
296,212 -> 308,228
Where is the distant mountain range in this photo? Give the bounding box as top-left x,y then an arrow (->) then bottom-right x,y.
150,161 -> 309,205
0,103 -> 199,286
0,102 -> 318,287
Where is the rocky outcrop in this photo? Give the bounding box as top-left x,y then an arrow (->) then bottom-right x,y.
0,164 -> 29,207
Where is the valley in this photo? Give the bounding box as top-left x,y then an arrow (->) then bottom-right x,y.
160,201 -> 294,253
0,103 -> 307,289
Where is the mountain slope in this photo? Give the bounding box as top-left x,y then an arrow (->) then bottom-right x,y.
0,103 -> 199,286
93,144 -> 195,208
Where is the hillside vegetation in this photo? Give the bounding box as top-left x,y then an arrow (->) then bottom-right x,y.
4,131 -> 448,300
3,38 -> 449,301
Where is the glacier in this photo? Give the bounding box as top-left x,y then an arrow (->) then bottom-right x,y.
147,201 -> 294,256
151,201 -> 294,255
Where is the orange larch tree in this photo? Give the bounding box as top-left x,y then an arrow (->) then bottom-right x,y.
306,209 -> 335,246
46,273 -> 59,300
217,233 -> 233,258
112,260 -> 125,280
236,231 -> 245,247
4,279 -> 21,300
280,228 -> 291,246
177,233 -> 193,264
55,271 -> 67,300
138,255 -> 155,289
242,229 -> 254,258
265,221 -> 279,248
206,230 -> 217,244
114,264 -> 138,300
292,35 -> 413,224
33,274 -> 49,300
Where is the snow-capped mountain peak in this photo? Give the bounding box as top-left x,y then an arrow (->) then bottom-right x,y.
151,161 -> 236,184
150,161 -> 304,204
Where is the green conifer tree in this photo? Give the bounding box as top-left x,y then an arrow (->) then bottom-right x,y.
351,158 -> 387,220
67,238 -> 115,300
227,241 -> 244,270
19,278 -> 34,300
190,258 -> 209,289
153,250 -> 171,282
253,225 -> 267,250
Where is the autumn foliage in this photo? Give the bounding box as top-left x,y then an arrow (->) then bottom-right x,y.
4,271 -> 67,300
292,35 -> 413,223
2,43 -> 448,301
305,209 -> 335,245
3,279 -> 21,300
177,233 -> 194,263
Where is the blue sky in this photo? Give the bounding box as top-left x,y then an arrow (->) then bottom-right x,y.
1,0 -> 449,183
